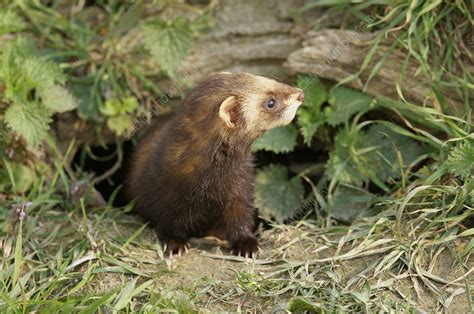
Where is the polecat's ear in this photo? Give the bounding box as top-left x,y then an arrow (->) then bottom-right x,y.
219,96 -> 239,128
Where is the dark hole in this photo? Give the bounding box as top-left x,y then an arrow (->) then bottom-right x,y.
73,140 -> 135,207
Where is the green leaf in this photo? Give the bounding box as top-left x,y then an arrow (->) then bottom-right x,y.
8,163 -> 35,194
325,86 -> 374,126
113,278 -> 137,310
326,127 -> 372,186
108,4 -> 143,39
106,115 -> 133,136
100,98 -> 122,116
0,9 -> 26,35
4,102 -> 51,146
78,289 -> 119,314
100,97 -> 138,117
23,58 -> 66,89
114,279 -> 153,311
0,39 -> 36,100
142,17 -> 194,75
447,141 -> 474,178
254,164 -> 305,222
326,123 -> 427,187
297,108 -> 325,145
296,75 -> 327,144
121,96 -> 139,114
288,297 -> 323,313
0,37 -> 35,59
329,186 -> 374,223
40,85 -> 79,113
297,75 -> 327,108
251,125 -> 298,154
70,81 -> 100,120
364,124 -> 427,181
2,56 -> 65,101
13,221 -> 23,287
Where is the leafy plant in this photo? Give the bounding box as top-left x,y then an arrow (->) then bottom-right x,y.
253,72 -> 470,222
447,140 -> 474,178
304,0 -> 473,118
142,17 -> 195,76
328,185 -> 375,223
0,38 -> 78,146
295,76 -> 327,144
251,125 -> 298,154
100,96 -> 139,136
0,161 -> 35,194
254,164 -> 305,222
0,9 -> 25,35
325,85 -> 374,126
327,123 -> 427,190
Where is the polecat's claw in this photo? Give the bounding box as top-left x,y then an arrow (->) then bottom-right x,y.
163,239 -> 190,257
231,237 -> 259,258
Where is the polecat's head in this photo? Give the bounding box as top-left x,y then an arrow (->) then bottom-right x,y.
214,72 -> 304,138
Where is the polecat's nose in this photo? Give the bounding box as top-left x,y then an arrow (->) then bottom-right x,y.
297,89 -> 305,102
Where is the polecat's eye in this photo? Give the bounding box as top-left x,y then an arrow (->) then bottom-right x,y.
266,98 -> 276,109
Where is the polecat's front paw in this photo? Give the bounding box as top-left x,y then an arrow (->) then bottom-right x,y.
231,236 -> 260,258
163,239 -> 190,257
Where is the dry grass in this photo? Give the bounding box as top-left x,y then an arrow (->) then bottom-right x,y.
1,190 -> 472,312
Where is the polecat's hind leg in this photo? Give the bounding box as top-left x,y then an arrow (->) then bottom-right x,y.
162,238 -> 190,257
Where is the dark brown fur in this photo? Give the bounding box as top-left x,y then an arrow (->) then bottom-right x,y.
127,72 -> 303,256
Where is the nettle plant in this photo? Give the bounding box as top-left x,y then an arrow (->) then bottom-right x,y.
252,75 -> 473,223
0,2 -> 212,144
0,2 -> 212,194
0,37 -> 79,146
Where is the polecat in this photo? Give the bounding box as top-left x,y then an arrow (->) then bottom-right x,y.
126,72 -> 304,257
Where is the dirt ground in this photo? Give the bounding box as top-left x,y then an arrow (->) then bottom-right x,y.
80,223 -> 473,312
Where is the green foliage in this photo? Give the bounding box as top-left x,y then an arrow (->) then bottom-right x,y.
254,71 -> 467,221
328,185 -> 374,223
325,124 -> 374,187
305,0 -> 473,116
326,123 -> 427,190
149,291 -> 197,313
1,161 -> 35,194
0,38 -> 76,146
325,86 -> 374,126
142,17 -> 194,76
40,85 -> 78,113
0,1 -> 216,151
0,9 -> 26,35
364,124 -> 427,181
100,97 -> 139,136
100,97 -> 139,116
447,141 -> 474,178
288,297 -> 323,312
254,164 -> 305,222
251,125 -> 298,154
4,103 -> 51,147
296,75 -> 327,144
